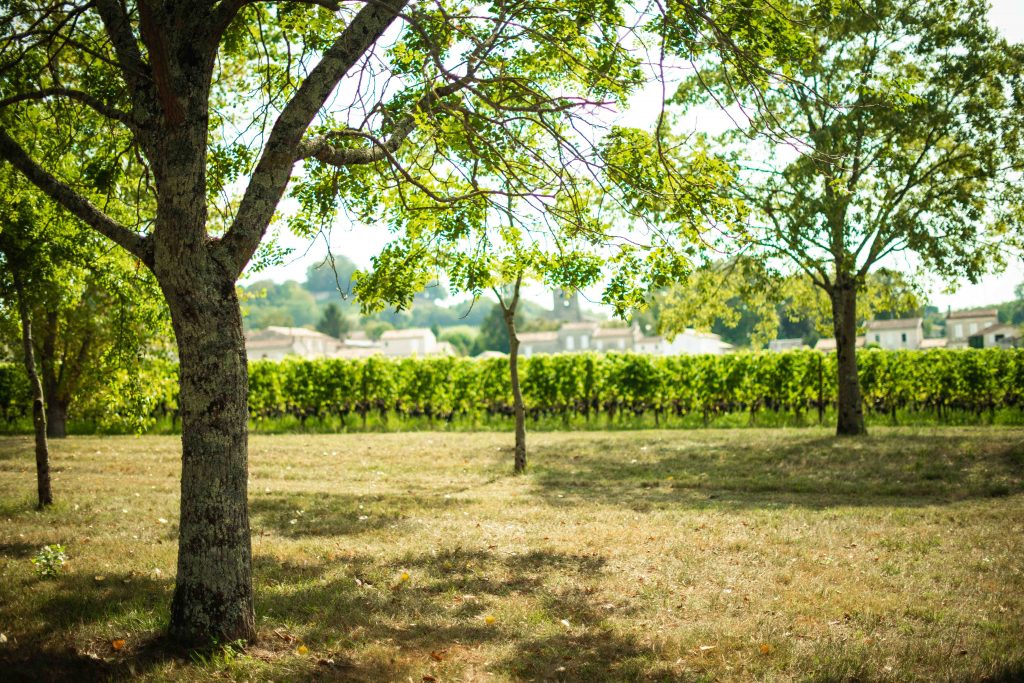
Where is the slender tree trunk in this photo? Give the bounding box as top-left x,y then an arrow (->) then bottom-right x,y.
496,276 -> 526,474
13,272 -> 52,508
164,276 -> 255,644
505,311 -> 527,474
831,281 -> 866,436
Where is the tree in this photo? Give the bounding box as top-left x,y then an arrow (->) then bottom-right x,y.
0,0 -> 672,642
305,255 -> 357,294
0,202 -> 53,509
438,328 -> 474,356
658,259 -> 922,348
674,0 -> 1024,434
241,280 -> 321,329
997,282 -> 1024,326
477,302 -> 512,354
316,302 -> 348,339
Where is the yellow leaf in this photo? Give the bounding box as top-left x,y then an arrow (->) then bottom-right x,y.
296,644 -> 309,655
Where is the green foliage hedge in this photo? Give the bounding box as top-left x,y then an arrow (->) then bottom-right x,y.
1,349 -> 1021,431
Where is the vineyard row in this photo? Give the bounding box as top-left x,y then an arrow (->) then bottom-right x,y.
1,348 -> 1021,431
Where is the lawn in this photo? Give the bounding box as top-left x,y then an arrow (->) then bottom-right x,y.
0,428 -> 1022,682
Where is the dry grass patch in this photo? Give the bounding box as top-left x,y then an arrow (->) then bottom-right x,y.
0,427 -> 1022,681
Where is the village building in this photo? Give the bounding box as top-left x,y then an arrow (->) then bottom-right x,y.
814,336 -> 866,352
379,328 -> 454,357
517,322 -> 730,357
945,308 -> 999,348
865,317 -> 923,350
969,323 -> 1020,349
244,326 -> 348,360
767,338 -> 806,352
518,331 -> 560,357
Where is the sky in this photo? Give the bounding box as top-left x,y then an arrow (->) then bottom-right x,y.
252,1 -> 1024,315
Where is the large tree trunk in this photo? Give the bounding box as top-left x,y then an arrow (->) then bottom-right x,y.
831,280 -> 866,436
14,272 -> 52,508
504,309 -> 527,474
40,310 -> 68,439
45,399 -> 68,439
164,276 -> 255,644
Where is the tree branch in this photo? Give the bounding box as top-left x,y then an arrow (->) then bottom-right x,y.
296,117 -> 415,166
209,0 -> 342,46
218,0 -> 409,278
0,127 -> 153,268
93,0 -> 152,105
294,73 -> 472,167
0,87 -> 134,129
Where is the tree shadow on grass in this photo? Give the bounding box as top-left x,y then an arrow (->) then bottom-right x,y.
0,571 -> 179,682
528,433 -> 1024,511
252,546 -> 654,681
249,490 -> 469,538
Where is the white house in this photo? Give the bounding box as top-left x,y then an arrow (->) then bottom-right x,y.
556,321 -> 597,352
946,308 -> 999,349
971,323 -> 1020,349
517,322 -> 730,357
768,338 -> 806,352
865,317 -> 923,350
379,328 -> 449,356
245,326 -> 346,360
656,329 -> 733,355
814,336 -> 866,352
593,325 -> 637,352
518,330 -> 559,357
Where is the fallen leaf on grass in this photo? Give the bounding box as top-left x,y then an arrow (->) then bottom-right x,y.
698,645 -> 716,653
296,644 -> 309,655
483,614 -> 496,624
111,639 -> 125,651
759,644 -> 772,655
422,676 -> 438,682
273,628 -> 296,643
429,650 -> 446,662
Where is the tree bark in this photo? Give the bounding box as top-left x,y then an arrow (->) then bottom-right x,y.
164,275 -> 255,644
45,399 -> 68,439
13,271 -> 52,508
831,280 -> 867,436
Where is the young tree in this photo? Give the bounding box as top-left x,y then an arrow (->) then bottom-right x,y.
673,0 -> 1024,434
0,0 -> 667,642
0,207 -> 53,509
657,258 -> 922,348
476,302 -> 512,354
316,302 -> 348,339
305,255 -> 357,294
360,218 -> 603,474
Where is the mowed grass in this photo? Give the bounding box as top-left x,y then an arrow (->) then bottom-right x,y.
0,428 -> 1022,682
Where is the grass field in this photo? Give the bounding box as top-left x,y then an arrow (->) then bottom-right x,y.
0,428 -> 1022,682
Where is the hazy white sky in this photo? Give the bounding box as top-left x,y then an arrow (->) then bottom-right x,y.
253,2 -> 1024,313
